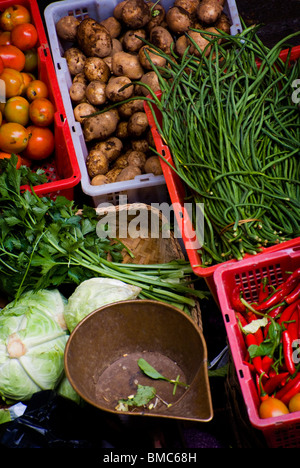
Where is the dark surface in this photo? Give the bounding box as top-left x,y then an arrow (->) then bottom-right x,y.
1,0 -> 299,450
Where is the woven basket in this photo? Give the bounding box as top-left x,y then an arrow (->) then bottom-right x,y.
95,203 -> 202,328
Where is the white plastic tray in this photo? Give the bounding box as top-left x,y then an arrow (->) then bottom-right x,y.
44,0 -> 242,206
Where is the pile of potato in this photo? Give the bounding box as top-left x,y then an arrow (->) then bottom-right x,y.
56,0 -> 230,186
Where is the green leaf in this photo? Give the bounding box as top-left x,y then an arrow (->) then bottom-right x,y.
117,384 -> 156,411
138,358 -> 168,381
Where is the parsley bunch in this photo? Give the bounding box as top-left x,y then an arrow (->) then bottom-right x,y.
0,157 -> 208,308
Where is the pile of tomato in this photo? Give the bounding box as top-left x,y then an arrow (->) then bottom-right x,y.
0,4 -> 55,168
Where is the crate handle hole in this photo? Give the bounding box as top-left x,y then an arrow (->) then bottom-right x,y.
238,369 -> 244,379
224,313 -> 230,323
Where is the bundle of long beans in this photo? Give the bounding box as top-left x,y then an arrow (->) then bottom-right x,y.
144,25 -> 300,266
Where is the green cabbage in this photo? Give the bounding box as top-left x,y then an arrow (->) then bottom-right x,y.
0,289 -> 69,402
63,278 -> 141,332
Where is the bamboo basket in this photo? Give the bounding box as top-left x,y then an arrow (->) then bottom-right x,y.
94,203 -> 202,329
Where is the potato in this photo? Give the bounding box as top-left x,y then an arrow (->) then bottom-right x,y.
187,29 -> 211,57
105,76 -> 133,102
83,109 -> 119,142
215,13 -> 231,35
116,165 -> 142,182
118,98 -> 145,118
131,138 -> 149,153
106,167 -> 122,183
100,16 -> 122,38
73,102 -> 97,123
115,121 -> 129,139
73,72 -> 88,85
92,137 -> 123,163
127,111 -> 149,137
127,150 -> 146,169
165,6 -> 192,34
103,56 -> 113,71
69,81 -> 87,103
146,3 -> 166,32
77,18 -> 112,58
84,57 -> 110,82
175,35 -> 190,57
91,174 -> 108,185
197,0 -> 223,24
113,1 -> 127,21
85,80 -> 107,106
144,155 -> 163,175
174,0 -> 200,16
138,45 -> 166,70
122,29 -> 146,53
64,47 -> 86,75
108,38 -> 123,56
112,51 -> 144,80
121,0 -> 151,29
114,153 -> 130,169
139,71 -> 161,96
56,16 -> 80,42
149,26 -> 174,55
86,149 -> 109,177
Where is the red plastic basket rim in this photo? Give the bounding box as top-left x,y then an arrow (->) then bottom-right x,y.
144,45 -> 300,279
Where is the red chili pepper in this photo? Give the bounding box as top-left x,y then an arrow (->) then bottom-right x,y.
244,310 -> 264,345
277,299 -> 300,326
231,285 -> 246,312
264,303 -> 286,338
282,329 -> 296,375
263,372 -> 289,395
245,333 -> 265,375
262,355 -> 274,374
255,272 -> 300,311
275,372 -> 300,400
243,360 -> 255,372
285,281 -> 300,305
259,277 -> 269,303
280,379 -> 300,406
287,307 -> 299,344
235,312 -> 248,328
256,373 -> 269,401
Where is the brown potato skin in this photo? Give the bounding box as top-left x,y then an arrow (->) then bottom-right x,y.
92,137 -> 123,163
83,110 -> 119,142
77,18 -> 112,57
105,76 -> 133,102
56,16 -> 80,42
121,0 -> 151,29
84,57 -> 111,82
116,165 -> 142,181
64,47 -> 86,75
112,51 -> 144,79
86,150 -> 109,177
127,111 -> 149,137
144,155 -> 163,175
149,26 -> 174,55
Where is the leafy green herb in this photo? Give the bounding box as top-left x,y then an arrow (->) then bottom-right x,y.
116,384 -> 156,411
0,158 -> 209,307
138,358 -> 189,394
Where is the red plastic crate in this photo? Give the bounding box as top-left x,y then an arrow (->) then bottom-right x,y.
0,0 -> 81,199
144,46 -> 300,302
214,245 -> 300,448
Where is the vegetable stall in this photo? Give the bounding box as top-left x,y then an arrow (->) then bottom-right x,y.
0,0 -> 299,450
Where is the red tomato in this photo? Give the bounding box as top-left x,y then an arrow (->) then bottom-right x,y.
26,79 -> 48,101
0,151 -> 21,168
0,44 -> 25,71
0,122 -> 28,153
23,125 -> 55,160
0,5 -> 31,31
4,96 -> 30,126
29,97 -> 54,127
0,31 -> 11,46
0,56 -> 4,75
11,23 -> 38,51
0,68 -> 24,97
259,397 -> 289,419
23,48 -> 37,73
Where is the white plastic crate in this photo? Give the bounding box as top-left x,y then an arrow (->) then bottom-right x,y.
44,0 -> 242,206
